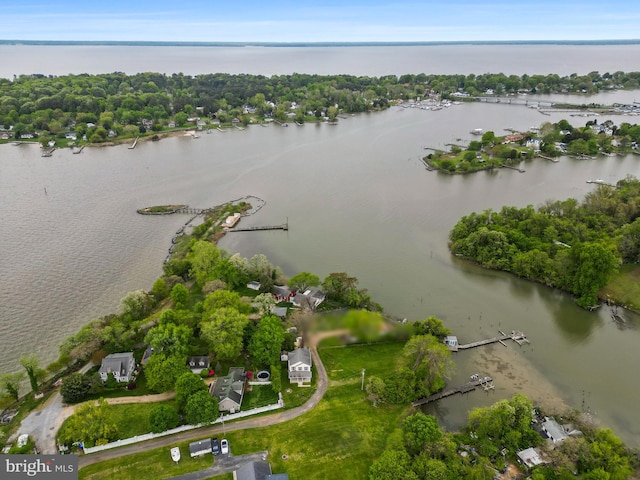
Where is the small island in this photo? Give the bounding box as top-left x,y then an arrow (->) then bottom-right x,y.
136,205 -> 187,215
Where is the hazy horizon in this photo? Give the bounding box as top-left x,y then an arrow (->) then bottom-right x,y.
3,0 -> 640,43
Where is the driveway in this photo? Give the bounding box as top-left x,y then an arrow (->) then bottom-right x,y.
15,362 -> 95,454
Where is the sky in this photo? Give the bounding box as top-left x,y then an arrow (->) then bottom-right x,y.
2,0 -> 640,43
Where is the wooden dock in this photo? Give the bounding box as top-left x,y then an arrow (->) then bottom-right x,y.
501,165 -> 525,173
229,223 -> 288,232
411,376 -> 494,406
446,330 -> 529,352
128,137 -> 139,149
72,145 -> 85,154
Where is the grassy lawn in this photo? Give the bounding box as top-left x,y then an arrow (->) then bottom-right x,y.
79,440 -> 215,480
600,264 -> 640,310
107,400 -> 177,439
242,384 -> 278,410
79,342 -> 409,480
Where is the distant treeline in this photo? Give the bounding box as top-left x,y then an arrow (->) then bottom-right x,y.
449,176 -> 640,308
1,71 -> 640,142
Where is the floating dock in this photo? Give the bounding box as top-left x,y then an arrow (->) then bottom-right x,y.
411,376 -> 494,406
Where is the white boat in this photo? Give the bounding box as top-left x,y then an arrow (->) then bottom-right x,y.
170,447 -> 181,463
470,128 -> 484,135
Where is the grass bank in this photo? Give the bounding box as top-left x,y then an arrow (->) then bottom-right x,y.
79,341 -> 409,480
600,264 -> 640,311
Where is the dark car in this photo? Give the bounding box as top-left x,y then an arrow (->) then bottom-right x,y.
211,437 -> 221,455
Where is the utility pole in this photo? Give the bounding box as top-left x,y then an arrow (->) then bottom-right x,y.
361,368 -> 366,390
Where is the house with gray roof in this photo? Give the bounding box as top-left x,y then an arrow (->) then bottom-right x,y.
235,460 -> 289,480
210,367 -> 246,413
517,447 -> 545,468
291,288 -> 325,310
288,347 -> 312,385
98,352 -> 136,383
541,417 -> 568,443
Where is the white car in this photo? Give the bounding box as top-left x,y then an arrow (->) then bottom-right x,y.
220,438 -> 229,455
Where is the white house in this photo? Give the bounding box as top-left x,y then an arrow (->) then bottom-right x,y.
517,447 -> 545,468
99,352 -> 136,383
288,348 -> 312,385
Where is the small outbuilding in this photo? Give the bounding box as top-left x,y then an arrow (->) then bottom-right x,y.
189,438 -> 212,457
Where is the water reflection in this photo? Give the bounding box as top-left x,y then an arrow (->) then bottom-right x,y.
543,288 -> 603,341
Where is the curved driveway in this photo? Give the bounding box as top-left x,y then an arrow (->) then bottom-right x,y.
79,345 -> 328,469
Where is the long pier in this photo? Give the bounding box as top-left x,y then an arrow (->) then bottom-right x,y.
72,145 -> 85,154
229,223 -> 288,232
128,137 -> 139,149
446,330 -> 529,352
411,376 -> 494,406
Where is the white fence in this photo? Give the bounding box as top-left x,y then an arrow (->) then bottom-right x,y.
83,401 -> 283,455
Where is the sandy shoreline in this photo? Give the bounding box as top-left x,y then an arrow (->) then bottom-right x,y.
469,344 -> 571,415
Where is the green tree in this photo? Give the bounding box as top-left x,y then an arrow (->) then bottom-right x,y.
151,277 -> 170,301
120,289 -> 153,322
412,317 -> 451,339
365,376 -> 386,407
253,293 -> 277,316
572,242 -> 619,307
270,363 -> 282,394
20,354 -> 44,394
149,404 -> 180,433
174,112 -> 188,126
203,290 -> 249,314
58,398 -> 119,448
184,390 -> 219,425
145,354 -> 190,393
0,372 -> 24,402
170,283 -> 189,309
403,335 -> 453,394
201,308 -> 249,361
402,413 -> 442,456
369,449 -> 417,480
190,241 -> 222,286
287,271 -> 320,292
60,373 -> 92,403
249,315 -> 285,368
144,322 -> 192,357
174,372 -> 208,411
343,309 -> 383,343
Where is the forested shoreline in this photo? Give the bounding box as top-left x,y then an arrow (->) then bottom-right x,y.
1,70 -> 640,145
449,176 -> 640,308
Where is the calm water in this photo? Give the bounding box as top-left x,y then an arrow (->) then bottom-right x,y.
2,44 -> 640,78
2,45 -> 640,446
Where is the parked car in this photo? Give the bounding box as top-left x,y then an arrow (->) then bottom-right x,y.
211,437 -> 220,455
220,438 -> 229,455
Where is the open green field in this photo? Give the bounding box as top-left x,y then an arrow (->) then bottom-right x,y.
79,342 -> 409,480
601,264 -> 640,310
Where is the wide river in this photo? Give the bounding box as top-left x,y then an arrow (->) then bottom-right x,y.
1,44 -> 640,446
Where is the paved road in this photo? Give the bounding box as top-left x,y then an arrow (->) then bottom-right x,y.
78,345 -> 328,469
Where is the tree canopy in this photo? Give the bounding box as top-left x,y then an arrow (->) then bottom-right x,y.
449,178 -> 640,306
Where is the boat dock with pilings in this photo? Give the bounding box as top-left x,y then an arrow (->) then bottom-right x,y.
444,330 -> 529,352
411,375 -> 495,406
